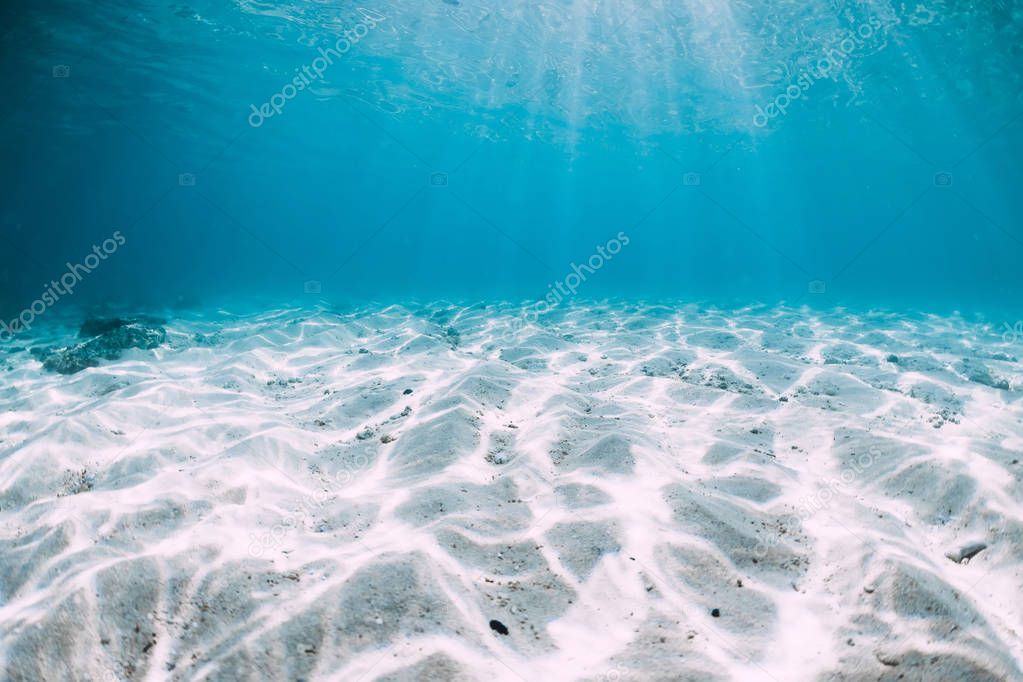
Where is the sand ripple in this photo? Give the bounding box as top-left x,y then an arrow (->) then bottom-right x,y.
1,303 -> 1021,681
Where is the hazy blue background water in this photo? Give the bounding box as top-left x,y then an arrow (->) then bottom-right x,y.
1,0 -> 1021,323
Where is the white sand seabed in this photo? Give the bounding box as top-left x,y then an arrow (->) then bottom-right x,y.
0,302 -> 1021,681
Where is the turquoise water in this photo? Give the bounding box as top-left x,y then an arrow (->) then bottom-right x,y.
3,5 -> 1023,677
1,0 -> 1021,321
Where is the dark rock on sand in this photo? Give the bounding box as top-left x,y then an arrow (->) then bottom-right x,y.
489,619 -> 509,635
956,359 -> 1011,390
946,542 -> 987,564
37,318 -> 167,374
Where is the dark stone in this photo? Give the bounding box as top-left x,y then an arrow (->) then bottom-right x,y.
956,359 -> 1010,390
79,315 -> 164,338
946,542 -> 987,564
39,320 -> 167,375
79,317 -> 129,338
489,619 -> 509,635
711,608 -> 721,617
403,388 -> 414,395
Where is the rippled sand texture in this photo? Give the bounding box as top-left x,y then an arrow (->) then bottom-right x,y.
1,304 -> 1021,681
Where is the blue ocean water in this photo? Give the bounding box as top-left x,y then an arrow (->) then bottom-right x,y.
1,0 -> 1021,322
5,5 -> 1023,678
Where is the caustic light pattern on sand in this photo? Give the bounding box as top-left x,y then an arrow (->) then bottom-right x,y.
0,304 -> 1021,680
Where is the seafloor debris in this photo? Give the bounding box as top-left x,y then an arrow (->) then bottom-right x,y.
32,316 -> 166,374
946,542 -> 988,564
